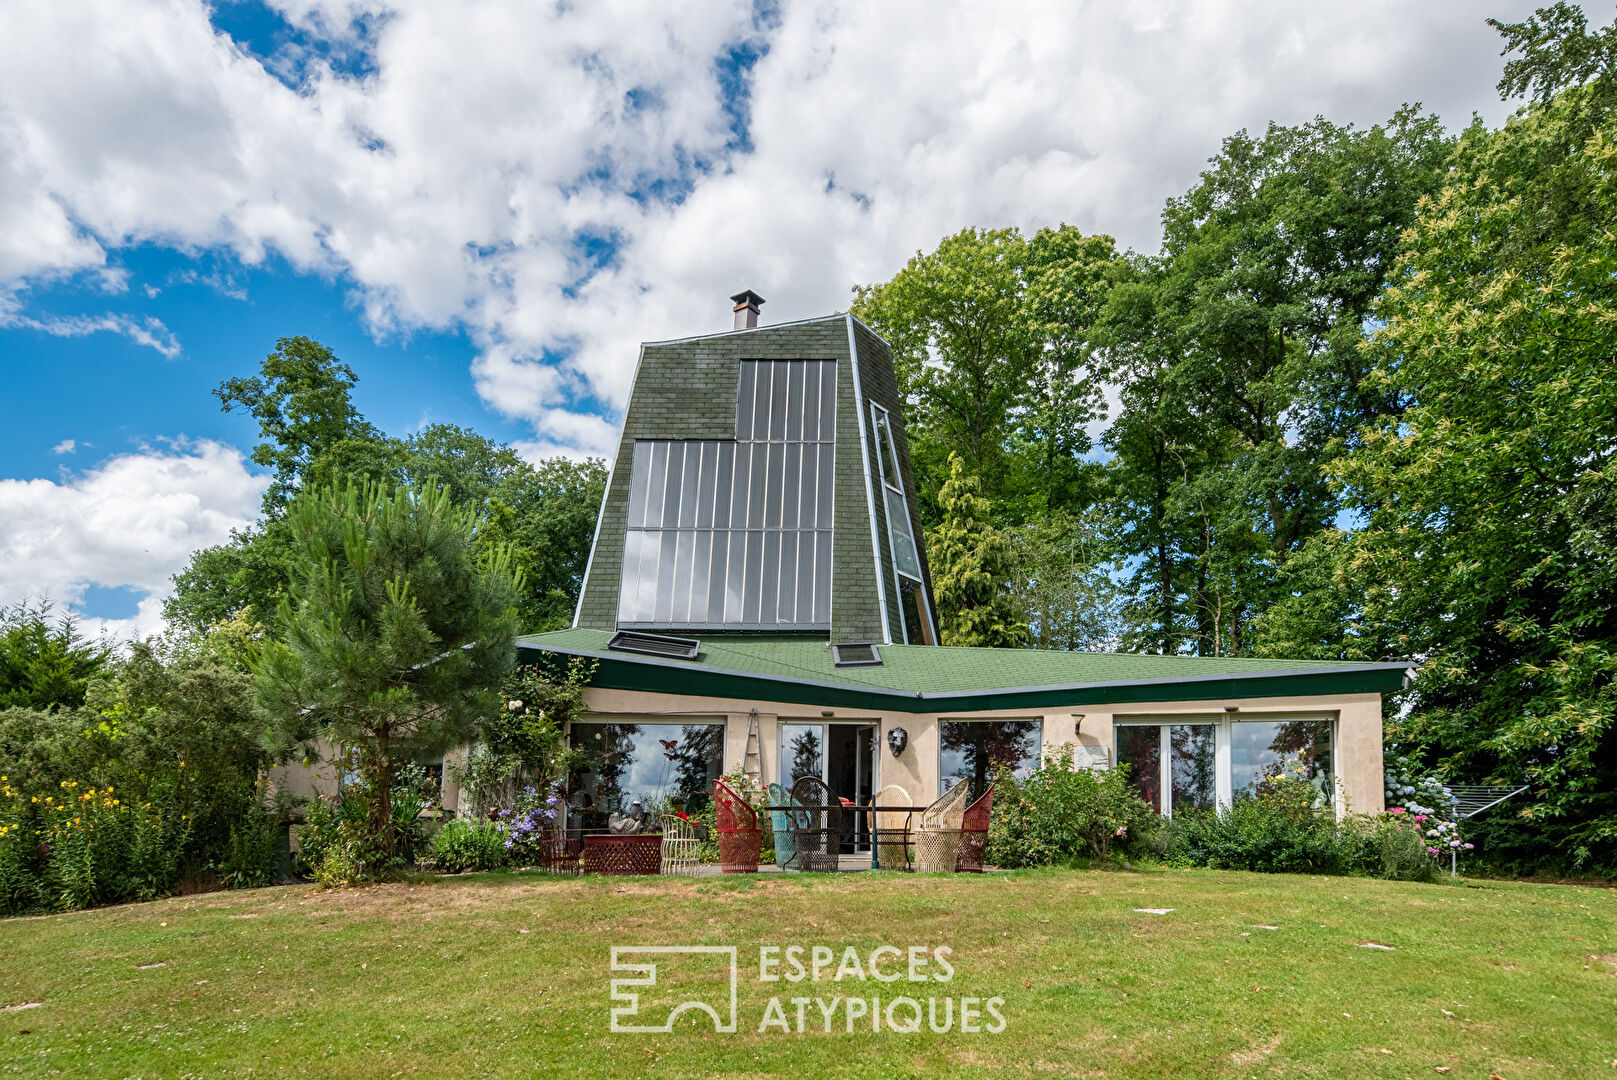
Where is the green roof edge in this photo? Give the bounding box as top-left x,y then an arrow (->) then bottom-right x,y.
515,638 -> 1409,714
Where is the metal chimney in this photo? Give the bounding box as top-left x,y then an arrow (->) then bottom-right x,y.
730,289 -> 765,330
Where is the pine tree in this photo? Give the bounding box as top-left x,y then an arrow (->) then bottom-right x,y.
253,480 -> 521,861
925,454 -> 1030,648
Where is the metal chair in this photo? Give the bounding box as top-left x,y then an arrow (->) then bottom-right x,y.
659,814 -> 701,876
872,783 -> 913,871
914,780 -> 971,873
789,775 -> 844,872
955,783 -> 994,873
766,783 -> 807,869
712,779 -> 761,874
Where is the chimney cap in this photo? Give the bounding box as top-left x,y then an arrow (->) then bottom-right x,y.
730,289 -> 765,310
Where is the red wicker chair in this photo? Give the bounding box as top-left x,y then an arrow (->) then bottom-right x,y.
712,779 -> 761,873
955,783 -> 994,873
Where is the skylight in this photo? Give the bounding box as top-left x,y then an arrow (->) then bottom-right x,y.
832,642 -> 882,667
607,631 -> 700,660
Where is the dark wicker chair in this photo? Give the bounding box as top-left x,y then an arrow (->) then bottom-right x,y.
789,775 -> 844,872
955,783 -> 995,873
712,779 -> 761,874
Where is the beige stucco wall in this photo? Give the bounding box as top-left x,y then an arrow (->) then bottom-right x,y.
265,689 -> 1385,819
570,687 -> 1386,816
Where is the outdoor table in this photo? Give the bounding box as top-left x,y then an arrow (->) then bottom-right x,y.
579,832 -> 663,875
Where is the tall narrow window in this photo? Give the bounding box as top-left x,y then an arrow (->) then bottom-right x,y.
869,402 -> 931,643
616,360 -> 836,628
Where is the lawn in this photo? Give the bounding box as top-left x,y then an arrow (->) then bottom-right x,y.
0,867 -> 1613,1078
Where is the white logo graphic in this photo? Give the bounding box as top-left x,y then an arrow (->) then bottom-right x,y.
610,946 -> 738,1033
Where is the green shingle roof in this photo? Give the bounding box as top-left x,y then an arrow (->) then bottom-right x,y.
516,629 -> 1409,714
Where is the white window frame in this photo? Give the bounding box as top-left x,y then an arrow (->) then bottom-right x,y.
1112,714 -> 1340,820
868,401 -> 934,644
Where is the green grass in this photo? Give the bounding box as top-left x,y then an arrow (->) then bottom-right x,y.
1,867 -> 1613,1078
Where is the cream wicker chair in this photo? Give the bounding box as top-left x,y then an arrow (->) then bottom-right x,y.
913,781 -> 971,873
659,814 -> 701,876
872,783 -> 913,871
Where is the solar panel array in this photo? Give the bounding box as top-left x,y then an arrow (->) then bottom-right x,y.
616,359 -> 837,629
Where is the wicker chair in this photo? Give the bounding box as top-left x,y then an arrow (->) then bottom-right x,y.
954,784 -> 995,873
712,779 -> 761,874
871,783 -> 913,871
659,814 -> 701,876
914,780 -> 971,873
538,828 -> 581,876
766,783 -> 806,869
789,775 -> 844,872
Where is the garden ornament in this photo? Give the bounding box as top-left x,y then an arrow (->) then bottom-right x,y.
886,726 -> 908,758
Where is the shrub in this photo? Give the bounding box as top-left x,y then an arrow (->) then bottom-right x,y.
491,780 -> 565,864
431,819 -> 508,873
220,793 -> 282,890
988,746 -> 1154,868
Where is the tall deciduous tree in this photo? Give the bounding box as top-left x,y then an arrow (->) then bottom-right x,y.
1329,59 -> 1617,863
852,225 -> 1124,524
1100,109 -> 1451,655
254,481 -> 521,858
925,454 -> 1029,648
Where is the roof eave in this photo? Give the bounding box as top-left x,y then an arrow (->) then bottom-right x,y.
515,638 -> 1409,714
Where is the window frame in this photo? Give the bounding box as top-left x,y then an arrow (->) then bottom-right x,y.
867,400 -> 934,644
1112,714 -> 1339,819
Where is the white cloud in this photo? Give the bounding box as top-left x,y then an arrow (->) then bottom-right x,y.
0,441 -> 268,642
0,0 -> 1540,454
0,310 -> 181,357
50,439 -> 76,455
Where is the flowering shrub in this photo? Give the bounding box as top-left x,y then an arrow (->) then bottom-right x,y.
0,776 -> 191,913
1383,755 -> 1472,862
492,780 -> 565,864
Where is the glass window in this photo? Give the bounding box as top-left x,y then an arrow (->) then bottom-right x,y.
1231,720 -> 1334,805
899,578 -> 931,645
1115,725 -> 1164,814
567,722 -> 724,830
885,488 -> 921,579
618,359 -> 836,628
939,720 -> 1042,798
1170,724 -> 1217,813
780,723 -> 824,787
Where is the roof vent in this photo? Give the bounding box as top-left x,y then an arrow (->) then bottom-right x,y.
731,289 -> 765,330
608,630 -> 700,660
832,642 -> 882,668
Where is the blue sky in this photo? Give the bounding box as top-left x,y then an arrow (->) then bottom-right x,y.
0,0 -> 1533,637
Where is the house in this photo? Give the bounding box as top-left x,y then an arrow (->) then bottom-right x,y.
512,292 -> 1408,834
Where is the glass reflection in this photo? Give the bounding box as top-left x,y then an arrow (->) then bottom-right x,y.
1116,725 -> 1163,814
1231,721 -> 1334,805
939,720 -> 1041,798
567,723 -> 724,830
1170,724 -> 1217,812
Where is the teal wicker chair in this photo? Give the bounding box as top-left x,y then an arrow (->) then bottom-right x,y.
766,783 -> 803,869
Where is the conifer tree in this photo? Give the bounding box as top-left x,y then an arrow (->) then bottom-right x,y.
925,454 -> 1030,648
254,480 -> 521,860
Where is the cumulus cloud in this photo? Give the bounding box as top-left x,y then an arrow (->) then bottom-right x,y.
0,441 -> 267,642
50,439 -> 76,455
0,0 -> 1538,455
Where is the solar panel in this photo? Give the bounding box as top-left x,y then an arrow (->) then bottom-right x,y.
832,642 -> 882,667
607,631 -> 700,660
